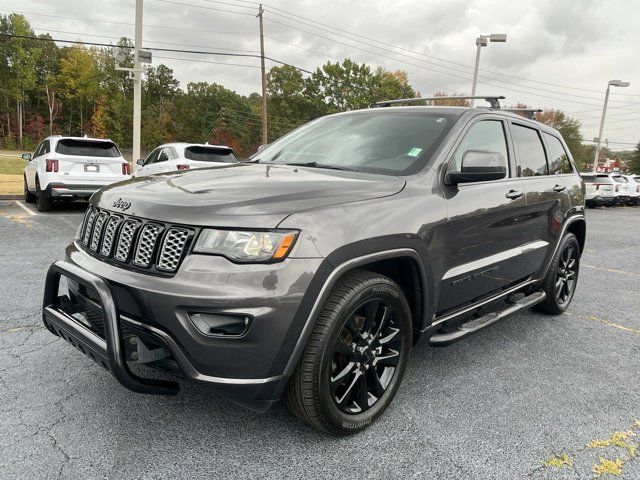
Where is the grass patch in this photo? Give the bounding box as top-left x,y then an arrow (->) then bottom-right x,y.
0,150 -> 28,175
0,174 -> 23,195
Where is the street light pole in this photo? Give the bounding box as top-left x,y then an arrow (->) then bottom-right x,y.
593,79 -> 630,172
470,34 -> 506,107
133,0 -> 143,164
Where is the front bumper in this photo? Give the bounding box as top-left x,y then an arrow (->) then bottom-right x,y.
43,244 -> 325,410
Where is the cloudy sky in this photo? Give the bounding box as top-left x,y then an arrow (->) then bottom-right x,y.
4,0 -> 640,149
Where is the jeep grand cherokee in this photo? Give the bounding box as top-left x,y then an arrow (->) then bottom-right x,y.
42,100 -> 586,435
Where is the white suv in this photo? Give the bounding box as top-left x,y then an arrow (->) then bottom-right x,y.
622,174 -> 640,205
23,136 -> 131,211
134,142 -> 237,177
609,173 -> 631,205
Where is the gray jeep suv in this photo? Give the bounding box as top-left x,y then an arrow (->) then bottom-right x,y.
42,99 -> 586,435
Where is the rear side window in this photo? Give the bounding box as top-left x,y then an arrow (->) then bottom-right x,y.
512,124 -> 548,177
56,139 -> 120,158
612,176 -> 627,183
544,133 -> 573,174
581,175 -> 595,183
185,146 -> 237,163
449,120 -> 509,173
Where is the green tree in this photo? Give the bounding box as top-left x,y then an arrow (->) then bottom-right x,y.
57,45 -> 100,135
535,109 -> 589,170
628,142 -> 640,173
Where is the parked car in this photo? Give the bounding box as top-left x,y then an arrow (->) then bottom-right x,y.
23,136 -> 131,212
42,99 -> 586,435
609,173 -> 631,205
580,173 -> 615,207
134,143 -> 237,177
622,174 -> 640,205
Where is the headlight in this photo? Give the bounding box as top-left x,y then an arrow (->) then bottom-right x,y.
193,229 -> 298,262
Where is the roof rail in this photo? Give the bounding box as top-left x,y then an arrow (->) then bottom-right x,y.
376,95 -> 505,109
503,108 -> 543,120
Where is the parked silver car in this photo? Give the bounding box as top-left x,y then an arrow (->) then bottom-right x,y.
580,173 -> 615,207
134,143 -> 237,177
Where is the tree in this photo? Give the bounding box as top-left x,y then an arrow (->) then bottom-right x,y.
308,59 -> 378,112
35,33 -> 61,134
429,91 -> 470,106
628,142 -> 640,174
57,45 -> 99,135
1,14 -> 39,145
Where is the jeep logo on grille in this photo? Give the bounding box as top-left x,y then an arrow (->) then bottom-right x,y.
112,198 -> 131,212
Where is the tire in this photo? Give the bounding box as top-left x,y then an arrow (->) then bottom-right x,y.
23,176 -> 35,203
35,177 -> 52,212
534,233 -> 580,315
284,270 -> 412,435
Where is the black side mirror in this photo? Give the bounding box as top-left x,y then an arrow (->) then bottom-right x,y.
448,150 -> 507,185
21,153 -> 32,161
136,158 -> 145,165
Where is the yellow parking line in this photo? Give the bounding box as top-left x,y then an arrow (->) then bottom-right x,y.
582,264 -> 640,278
566,312 -> 640,335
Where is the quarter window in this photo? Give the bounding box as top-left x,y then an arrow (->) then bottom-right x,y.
450,120 -> 509,173
145,149 -> 161,165
544,133 -> 573,174
512,124 -> 548,177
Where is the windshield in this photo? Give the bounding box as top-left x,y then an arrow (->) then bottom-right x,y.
254,110 -> 461,175
56,139 -> 120,157
185,146 -> 237,163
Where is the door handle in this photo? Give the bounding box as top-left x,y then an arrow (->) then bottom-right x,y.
552,184 -> 566,192
506,189 -> 524,200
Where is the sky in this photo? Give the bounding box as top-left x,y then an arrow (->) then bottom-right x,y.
3,0 -> 640,149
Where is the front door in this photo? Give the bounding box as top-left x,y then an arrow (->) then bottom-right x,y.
439,117 -> 533,314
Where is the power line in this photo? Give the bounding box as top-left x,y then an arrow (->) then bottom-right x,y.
0,33 -> 312,73
156,0 -> 256,16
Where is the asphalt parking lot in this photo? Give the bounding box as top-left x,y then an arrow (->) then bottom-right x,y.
0,200 -> 638,479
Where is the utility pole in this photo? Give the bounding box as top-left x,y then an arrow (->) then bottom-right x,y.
257,4 -> 268,145
132,0 -> 143,163
593,79 -> 630,172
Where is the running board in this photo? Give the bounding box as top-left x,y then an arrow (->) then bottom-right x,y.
429,291 -> 546,346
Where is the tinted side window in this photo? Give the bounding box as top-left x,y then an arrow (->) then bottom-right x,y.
145,149 -> 161,165
157,148 -> 171,163
512,124 -> 548,177
34,142 -> 44,158
450,120 -> 509,173
43,140 -> 50,154
544,133 -> 572,174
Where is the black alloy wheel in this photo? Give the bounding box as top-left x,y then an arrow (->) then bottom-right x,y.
329,297 -> 402,414
535,232 -> 580,315
284,270 -> 412,435
555,242 -> 578,305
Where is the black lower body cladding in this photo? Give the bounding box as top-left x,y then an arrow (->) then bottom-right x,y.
41,241 -> 325,411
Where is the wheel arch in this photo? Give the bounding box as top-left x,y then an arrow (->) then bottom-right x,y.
282,248 -> 432,378
566,217 -> 586,254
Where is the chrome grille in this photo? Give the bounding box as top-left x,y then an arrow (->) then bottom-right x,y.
133,224 -> 162,267
100,216 -> 122,257
157,228 -> 189,272
79,207 -> 193,275
82,208 -> 98,245
114,220 -> 140,262
90,212 -> 108,251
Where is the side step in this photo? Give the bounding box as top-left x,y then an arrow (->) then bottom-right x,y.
429,291 -> 546,346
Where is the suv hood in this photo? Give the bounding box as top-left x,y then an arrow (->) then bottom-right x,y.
93,163 -> 405,228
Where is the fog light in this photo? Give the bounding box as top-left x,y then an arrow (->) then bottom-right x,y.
189,312 -> 251,337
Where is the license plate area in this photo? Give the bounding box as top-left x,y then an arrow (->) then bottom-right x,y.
84,164 -> 100,173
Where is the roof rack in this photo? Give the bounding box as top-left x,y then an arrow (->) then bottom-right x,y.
376,95 -> 505,109
503,108 -> 543,120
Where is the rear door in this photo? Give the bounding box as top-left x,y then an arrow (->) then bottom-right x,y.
26,140 -> 47,188
54,139 -> 125,182
509,123 -> 571,276
439,117 -> 531,313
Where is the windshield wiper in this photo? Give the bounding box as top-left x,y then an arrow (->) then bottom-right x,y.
284,161 -> 360,172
